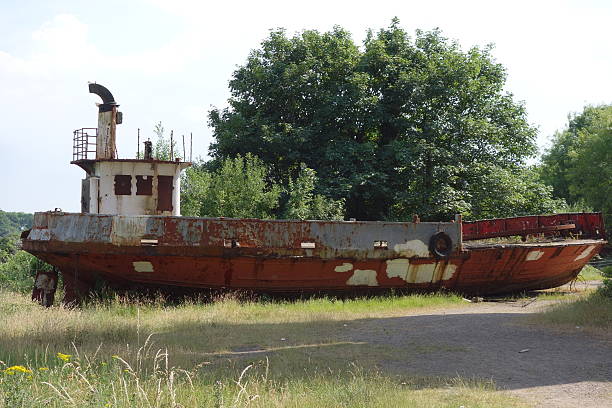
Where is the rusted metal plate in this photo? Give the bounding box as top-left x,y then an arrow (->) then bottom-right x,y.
26,213 -> 462,259
31,269 -> 58,307
462,213 -> 606,241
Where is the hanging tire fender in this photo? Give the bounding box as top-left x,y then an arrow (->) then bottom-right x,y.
429,232 -> 453,258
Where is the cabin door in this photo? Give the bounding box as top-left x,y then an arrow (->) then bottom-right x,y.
157,175 -> 174,212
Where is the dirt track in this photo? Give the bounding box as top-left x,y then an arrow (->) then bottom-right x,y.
342,297 -> 611,407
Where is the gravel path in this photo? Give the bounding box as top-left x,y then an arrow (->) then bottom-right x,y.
342,298 -> 611,407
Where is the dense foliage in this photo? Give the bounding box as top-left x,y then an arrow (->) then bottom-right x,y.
0,250 -> 51,293
0,210 -> 32,238
539,104 -> 612,227
181,155 -> 344,220
208,20 -> 560,221
0,211 -> 49,293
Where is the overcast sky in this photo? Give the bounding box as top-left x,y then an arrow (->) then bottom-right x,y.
1,0 -> 610,213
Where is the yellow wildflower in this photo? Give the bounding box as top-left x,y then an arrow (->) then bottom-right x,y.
111,355 -> 119,359
56,353 -> 72,362
38,367 -> 49,371
5,365 -> 32,374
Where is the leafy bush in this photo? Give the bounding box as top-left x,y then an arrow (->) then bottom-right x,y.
599,266 -> 612,298
0,250 -> 51,293
182,154 -> 281,219
182,156 -> 344,220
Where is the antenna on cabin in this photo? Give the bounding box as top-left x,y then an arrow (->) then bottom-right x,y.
190,133 -> 193,162
137,128 -> 140,158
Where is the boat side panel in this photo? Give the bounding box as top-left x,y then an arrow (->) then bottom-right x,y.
26,213 -> 463,260
454,242 -> 605,294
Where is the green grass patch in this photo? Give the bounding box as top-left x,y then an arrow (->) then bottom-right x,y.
531,291 -> 612,329
0,290 -> 465,364
0,290 -> 527,407
578,265 -> 604,281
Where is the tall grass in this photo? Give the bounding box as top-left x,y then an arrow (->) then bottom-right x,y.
0,347 -> 523,407
0,290 -> 527,407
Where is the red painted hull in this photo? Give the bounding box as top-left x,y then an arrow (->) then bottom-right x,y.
25,239 -> 604,297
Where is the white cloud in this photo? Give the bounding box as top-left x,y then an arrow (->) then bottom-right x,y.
0,13 -> 209,79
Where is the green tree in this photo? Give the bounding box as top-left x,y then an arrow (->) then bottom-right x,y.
283,165 -> 345,220
181,154 -> 281,219
0,210 -> 33,238
181,157 -> 345,220
137,122 -> 179,160
209,20 -> 552,221
540,105 -> 612,226
181,163 -> 212,217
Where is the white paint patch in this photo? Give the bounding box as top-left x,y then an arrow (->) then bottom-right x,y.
441,264 -> 457,281
393,239 -> 430,258
133,261 -> 154,273
346,269 -> 378,286
334,263 -> 354,273
386,260 -> 457,283
526,250 -> 545,261
386,259 -> 410,280
574,246 -> 595,261
411,263 -> 436,283
29,228 -> 50,241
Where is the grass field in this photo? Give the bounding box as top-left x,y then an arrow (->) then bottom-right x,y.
531,291 -> 612,330
577,264 -> 605,281
0,290 -> 528,407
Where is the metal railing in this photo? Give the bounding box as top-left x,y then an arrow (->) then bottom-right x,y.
73,128 -> 97,161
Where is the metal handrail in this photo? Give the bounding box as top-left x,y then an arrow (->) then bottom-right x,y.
73,128 -> 97,160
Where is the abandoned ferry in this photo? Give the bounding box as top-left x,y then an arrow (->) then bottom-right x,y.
22,84 -> 608,305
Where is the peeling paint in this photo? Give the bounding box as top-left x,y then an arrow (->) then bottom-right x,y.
386,258 -> 410,280
347,269 -> 378,286
393,239 -> 430,257
133,261 -> 154,272
526,250 -> 545,261
387,259 -> 457,283
574,246 -> 595,261
29,229 -> 50,241
441,264 -> 457,280
334,262 -> 354,273
410,263 -> 436,283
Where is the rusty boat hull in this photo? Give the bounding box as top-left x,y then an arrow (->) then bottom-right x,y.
22,212 -> 607,301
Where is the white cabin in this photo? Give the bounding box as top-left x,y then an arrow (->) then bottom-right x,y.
72,84 -> 190,216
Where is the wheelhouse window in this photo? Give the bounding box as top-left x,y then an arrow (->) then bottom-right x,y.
114,175 -> 132,195
136,175 -> 153,195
